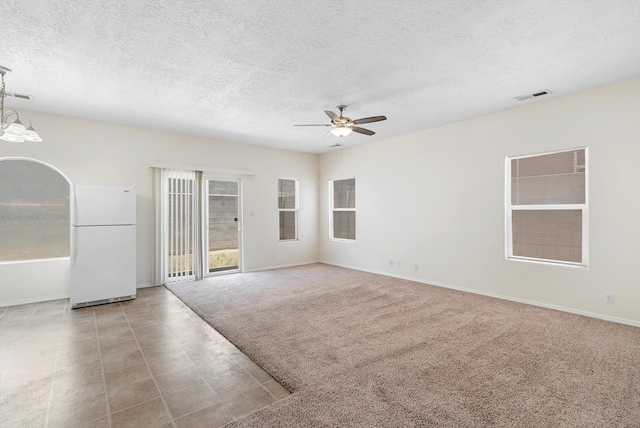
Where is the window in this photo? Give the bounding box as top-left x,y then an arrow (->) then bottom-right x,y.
0,158 -> 70,262
506,148 -> 587,266
278,179 -> 298,241
330,178 -> 356,240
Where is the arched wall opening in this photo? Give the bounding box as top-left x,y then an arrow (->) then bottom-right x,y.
0,157 -> 72,306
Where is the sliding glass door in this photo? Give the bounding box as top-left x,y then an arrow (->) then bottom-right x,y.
205,178 -> 241,274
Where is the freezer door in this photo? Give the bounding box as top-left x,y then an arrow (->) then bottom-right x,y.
73,185 -> 136,226
70,225 -> 136,306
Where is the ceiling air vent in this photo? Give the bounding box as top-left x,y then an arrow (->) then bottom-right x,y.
6,92 -> 33,101
515,90 -> 550,102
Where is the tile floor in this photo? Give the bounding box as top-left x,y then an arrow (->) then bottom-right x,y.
0,286 -> 290,427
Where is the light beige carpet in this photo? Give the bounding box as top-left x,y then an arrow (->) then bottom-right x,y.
166,263 -> 640,427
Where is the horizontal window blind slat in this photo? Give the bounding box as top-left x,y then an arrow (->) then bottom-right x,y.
512,149 -> 585,205
333,211 -> 356,240
333,178 -> 355,209
279,211 -> 297,240
512,209 -> 582,263
278,179 -> 296,209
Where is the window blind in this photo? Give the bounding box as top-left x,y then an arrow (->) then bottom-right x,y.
512,209 -> 583,263
511,150 -> 585,205
278,179 -> 298,241
332,178 -> 356,240
508,149 -> 586,265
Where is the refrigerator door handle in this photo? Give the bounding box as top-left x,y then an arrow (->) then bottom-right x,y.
71,185 -> 77,228
71,227 -> 77,266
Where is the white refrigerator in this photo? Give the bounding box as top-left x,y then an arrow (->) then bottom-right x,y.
70,185 -> 137,309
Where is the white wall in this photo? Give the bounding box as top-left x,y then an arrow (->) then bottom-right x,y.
319,78 -> 640,325
3,78 -> 639,324
0,111 -> 319,306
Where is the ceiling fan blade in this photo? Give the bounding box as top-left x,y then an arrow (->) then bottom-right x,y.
325,110 -> 340,122
294,124 -> 332,126
323,130 -> 334,138
351,126 -> 375,136
352,115 -> 387,125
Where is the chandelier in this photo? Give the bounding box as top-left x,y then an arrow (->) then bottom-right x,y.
0,66 -> 42,143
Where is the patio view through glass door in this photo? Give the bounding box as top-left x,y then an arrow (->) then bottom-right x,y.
206,179 -> 241,273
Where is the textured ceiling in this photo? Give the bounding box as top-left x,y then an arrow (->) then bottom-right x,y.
2,0 -> 640,153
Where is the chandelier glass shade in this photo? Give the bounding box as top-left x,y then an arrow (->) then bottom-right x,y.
0,112 -> 42,143
0,66 -> 42,143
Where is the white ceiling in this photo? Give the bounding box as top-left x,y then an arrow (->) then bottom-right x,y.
2,1 -> 640,154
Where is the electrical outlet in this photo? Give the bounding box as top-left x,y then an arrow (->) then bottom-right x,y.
414,264 -> 419,271
389,260 -> 394,267
604,293 -> 614,304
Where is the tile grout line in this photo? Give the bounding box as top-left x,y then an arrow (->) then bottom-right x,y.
0,319 -> 19,389
30,301 -> 63,428
93,304 -> 114,428
44,300 -> 65,428
157,286 -> 286,414
0,304 -> 39,384
240,365 -> 281,402
120,294 -> 178,428
0,309 -> 30,425
143,288 -> 232,423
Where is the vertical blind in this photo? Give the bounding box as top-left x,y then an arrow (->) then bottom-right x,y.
152,164 -> 251,285
509,149 -> 586,264
166,169 -> 196,282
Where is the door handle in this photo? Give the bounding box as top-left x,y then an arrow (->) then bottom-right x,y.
71,227 -> 77,266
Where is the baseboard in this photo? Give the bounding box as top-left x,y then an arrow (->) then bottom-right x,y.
244,260 -> 321,273
319,260 -> 640,328
2,283 -> 153,307
136,282 -> 155,289
0,293 -> 70,308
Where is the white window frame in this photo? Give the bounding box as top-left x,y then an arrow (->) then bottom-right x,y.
505,147 -> 589,267
329,177 -> 356,241
278,178 -> 299,242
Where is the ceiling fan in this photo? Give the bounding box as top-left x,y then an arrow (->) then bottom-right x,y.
295,105 -> 387,138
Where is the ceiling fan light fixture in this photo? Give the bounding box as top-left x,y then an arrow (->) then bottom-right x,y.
331,126 -> 352,137
295,105 -> 386,144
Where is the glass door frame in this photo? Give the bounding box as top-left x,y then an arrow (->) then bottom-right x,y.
202,174 -> 243,276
